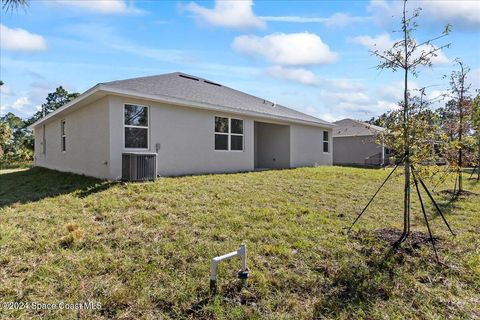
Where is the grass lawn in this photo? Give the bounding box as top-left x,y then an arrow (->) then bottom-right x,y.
0,166 -> 479,319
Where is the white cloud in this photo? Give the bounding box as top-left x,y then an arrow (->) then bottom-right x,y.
51,0 -> 144,15
315,80 -> 432,121
0,84 -> 15,96
0,97 -> 36,117
233,32 -> 337,66
427,1 -> 480,28
368,0 -> 480,29
0,24 -> 47,52
260,13 -> 371,27
266,66 -> 318,85
10,97 -> 30,112
183,0 -> 265,29
350,33 -> 450,65
350,33 -> 394,51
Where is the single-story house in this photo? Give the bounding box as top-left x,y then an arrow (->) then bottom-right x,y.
29,72 -> 334,180
333,118 -> 390,167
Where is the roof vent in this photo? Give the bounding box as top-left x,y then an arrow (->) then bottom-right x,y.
204,80 -> 221,87
179,74 -> 199,81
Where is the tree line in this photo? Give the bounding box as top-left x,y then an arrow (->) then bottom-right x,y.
366,76 -> 480,181
0,86 -> 79,166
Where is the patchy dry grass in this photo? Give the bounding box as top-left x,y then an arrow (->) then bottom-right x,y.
0,166 -> 479,319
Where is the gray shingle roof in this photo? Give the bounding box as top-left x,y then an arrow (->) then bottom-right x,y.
101,72 -> 331,126
333,118 -> 386,137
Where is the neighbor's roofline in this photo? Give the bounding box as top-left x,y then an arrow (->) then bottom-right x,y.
333,133 -> 379,138
28,84 -> 335,130
335,118 -> 386,132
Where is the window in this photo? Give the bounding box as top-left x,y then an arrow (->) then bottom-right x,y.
323,130 -> 329,153
61,120 -> 66,152
124,104 -> 149,149
42,124 -> 46,155
214,116 -> 243,151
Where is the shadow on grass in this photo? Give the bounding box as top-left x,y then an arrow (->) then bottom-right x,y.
0,167 -> 117,208
430,187 -> 477,222
313,245 -> 400,318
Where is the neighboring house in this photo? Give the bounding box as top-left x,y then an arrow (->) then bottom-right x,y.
333,118 -> 389,167
28,72 -> 334,180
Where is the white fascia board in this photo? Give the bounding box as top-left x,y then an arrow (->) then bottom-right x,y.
28,84 -> 335,130
100,85 -> 336,129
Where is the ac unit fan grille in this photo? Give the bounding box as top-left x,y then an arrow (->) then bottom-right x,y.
122,153 -> 157,181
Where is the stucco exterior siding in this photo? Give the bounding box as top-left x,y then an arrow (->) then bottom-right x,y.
33,94 -> 333,180
254,122 -> 290,169
333,135 -> 382,166
107,96 -> 255,178
290,124 -> 332,167
33,97 -> 110,178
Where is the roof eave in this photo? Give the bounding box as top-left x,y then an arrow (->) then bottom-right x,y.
28,84 -> 335,130
27,84 -> 103,130
102,86 -> 335,128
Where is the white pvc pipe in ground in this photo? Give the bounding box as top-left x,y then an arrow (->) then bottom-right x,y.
210,243 -> 249,293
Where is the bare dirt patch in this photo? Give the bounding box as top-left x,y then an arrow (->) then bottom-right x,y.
373,228 -> 440,248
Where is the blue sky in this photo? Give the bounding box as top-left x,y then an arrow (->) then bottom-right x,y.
1,0 -> 479,122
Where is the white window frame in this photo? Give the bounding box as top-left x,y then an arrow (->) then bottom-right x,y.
123,103 -> 150,151
214,116 -> 244,152
60,119 -> 66,152
323,130 -> 330,154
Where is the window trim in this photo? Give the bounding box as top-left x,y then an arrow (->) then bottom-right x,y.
123,103 -> 150,151
42,124 -> 46,155
60,119 -> 66,153
214,116 -> 244,152
322,130 -> 330,154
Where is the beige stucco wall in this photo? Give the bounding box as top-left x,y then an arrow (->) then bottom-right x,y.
33,97 -> 110,178
33,94 -> 333,179
290,124 -> 332,167
254,122 -> 290,169
333,135 -> 381,165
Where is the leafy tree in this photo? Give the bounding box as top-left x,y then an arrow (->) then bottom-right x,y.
1,0 -> 29,12
0,112 -> 31,163
0,121 -> 12,158
367,112 -> 398,128
25,86 -> 80,126
371,0 -> 450,242
350,0 -> 454,251
471,93 -> 480,180
378,88 -> 445,171
0,87 -> 79,165
443,60 -> 474,194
